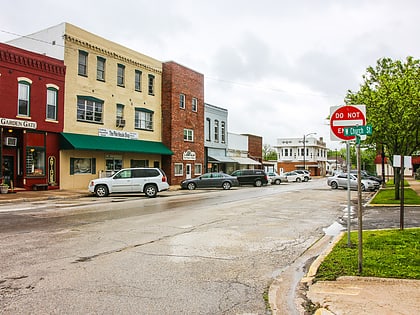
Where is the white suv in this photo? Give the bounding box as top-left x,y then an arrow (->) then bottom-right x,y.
88,168 -> 169,198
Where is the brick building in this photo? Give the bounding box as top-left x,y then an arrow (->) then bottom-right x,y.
245,134 -> 263,164
0,43 -> 66,190
161,62 -> 204,185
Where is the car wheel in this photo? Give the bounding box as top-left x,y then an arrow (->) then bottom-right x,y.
95,185 -> 108,197
144,184 -> 158,198
331,181 -> 338,189
187,182 -> 196,190
361,184 -> 366,192
222,181 -> 231,190
296,177 -> 301,182
274,179 -> 281,185
304,177 -> 309,182
254,179 -> 263,187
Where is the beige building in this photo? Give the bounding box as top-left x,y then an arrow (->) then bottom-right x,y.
9,23 -> 172,189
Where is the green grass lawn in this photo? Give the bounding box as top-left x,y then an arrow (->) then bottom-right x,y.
370,187 -> 420,204
315,228 -> 420,281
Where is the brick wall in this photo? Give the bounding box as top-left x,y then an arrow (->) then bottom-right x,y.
161,62 -> 204,185
246,134 -> 263,164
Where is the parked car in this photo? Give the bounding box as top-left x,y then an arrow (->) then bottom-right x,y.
350,170 -> 382,184
266,171 -> 288,185
88,167 -> 169,198
230,169 -> 269,187
180,172 -> 239,190
352,173 -> 380,190
284,171 -> 305,182
294,170 -> 311,182
327,173 -> 377,191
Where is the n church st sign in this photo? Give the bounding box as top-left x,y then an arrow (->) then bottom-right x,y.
0,118 -> 37,129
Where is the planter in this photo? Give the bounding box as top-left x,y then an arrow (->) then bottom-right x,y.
0,186 -> 9,194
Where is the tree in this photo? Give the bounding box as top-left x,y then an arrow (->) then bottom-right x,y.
263,144 -> 277,160
345,57 -> 420,198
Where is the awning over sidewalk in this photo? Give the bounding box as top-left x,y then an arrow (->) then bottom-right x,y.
60,132 -> 173,155
229,157 -> 261,165
208,155 -> 235,163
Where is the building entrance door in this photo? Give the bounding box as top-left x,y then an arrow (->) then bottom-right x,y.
2,156 -> 14,187
186,164 -> 191,179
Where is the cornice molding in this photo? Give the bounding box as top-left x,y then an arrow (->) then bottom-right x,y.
0,49 -> 66,76
64,34 -> 162,75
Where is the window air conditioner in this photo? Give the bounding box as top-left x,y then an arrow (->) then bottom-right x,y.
5,137 -> 17,146
116,118 -> 126,127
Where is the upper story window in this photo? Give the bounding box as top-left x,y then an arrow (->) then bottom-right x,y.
179,94 -> 185,109
135,108 -> 153,130
77,96 -> 103,123
221,121 -> 226,143
214,120 -> 219,143
148,74 -> 155,95
192,97 -> 198,112
97,57 -> 106,81
135,70 -> 142,92
184,128 -> 194,142
116,103 -> 125,127
46,85 -> 58,120
18,79 -> 31,117
116,103 -> 124,119
117,64 -> 125,87
206,118 -> 211,142
78,50 -> 88,76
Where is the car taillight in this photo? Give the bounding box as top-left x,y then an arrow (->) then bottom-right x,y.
162,176 -> 167,182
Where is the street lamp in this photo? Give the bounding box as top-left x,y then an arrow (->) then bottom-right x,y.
303,132 -> 316,170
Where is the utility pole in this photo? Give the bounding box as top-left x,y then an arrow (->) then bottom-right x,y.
303,133 -> 316,170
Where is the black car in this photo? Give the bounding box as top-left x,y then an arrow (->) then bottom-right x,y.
180,172 -> 239,190
230,169 -> 268,187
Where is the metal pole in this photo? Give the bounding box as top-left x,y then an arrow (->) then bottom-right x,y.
346,141 -> 351,246
303,134 -> 306,170
381,144 -> 386,187
400,155 -> 405,230
356,135 -> 363,274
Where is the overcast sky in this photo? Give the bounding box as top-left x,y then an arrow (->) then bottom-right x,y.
1,0 -> 418,150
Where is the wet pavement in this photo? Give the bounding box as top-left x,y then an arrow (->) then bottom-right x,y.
1,180 -> 419,314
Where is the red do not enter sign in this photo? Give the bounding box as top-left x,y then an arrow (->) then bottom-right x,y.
330,105 -> 366,141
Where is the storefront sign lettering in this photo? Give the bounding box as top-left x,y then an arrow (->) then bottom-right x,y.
0,118 -> 37,129
183,150 -> 196,161
48,156 -> 56,185
98,128 -> 138,140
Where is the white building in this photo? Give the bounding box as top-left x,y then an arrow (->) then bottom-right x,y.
273,136 -> 328,176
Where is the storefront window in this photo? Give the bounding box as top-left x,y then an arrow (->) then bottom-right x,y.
105,155 -> 122,176
26,147 -> 45,176
70,157 -> 96,175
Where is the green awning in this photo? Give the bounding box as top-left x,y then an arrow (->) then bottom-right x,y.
60,132 -> 173,155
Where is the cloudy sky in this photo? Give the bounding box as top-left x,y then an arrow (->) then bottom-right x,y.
1,0 -> 418,150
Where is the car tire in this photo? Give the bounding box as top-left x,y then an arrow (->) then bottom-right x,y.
361,184 -> 366,192
254,179 -> 263,187
222,182 -> 231,190
187,182 -> 196,190
144,184 -> 158,198
331,181 -> 338,189
304,177 -> 309,182
95,185 -> 108,197
274,179 -> 281,185
296,177 -> 301,183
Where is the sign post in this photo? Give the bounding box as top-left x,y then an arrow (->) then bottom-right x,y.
330,105 -> 366,247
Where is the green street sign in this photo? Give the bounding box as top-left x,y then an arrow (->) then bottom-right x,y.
343,124 -> 373,137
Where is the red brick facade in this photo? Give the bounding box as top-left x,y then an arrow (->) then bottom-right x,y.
0,43 -> 66,190
161,62 -> 204,185
246,134 -> 263,165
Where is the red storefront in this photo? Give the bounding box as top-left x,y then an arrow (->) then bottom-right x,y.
0,43 -> 65,190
